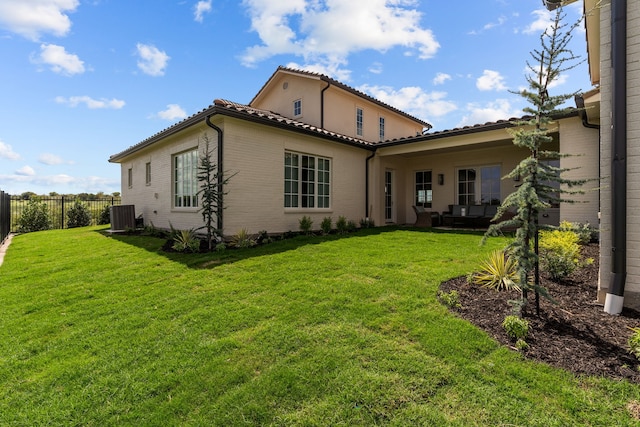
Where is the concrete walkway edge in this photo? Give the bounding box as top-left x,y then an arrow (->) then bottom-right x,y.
0,233 -> 13,268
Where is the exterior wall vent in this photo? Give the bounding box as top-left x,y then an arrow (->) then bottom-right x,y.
110,205 -> 136,230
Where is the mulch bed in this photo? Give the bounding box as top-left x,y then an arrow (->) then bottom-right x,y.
439,244 -> 640,383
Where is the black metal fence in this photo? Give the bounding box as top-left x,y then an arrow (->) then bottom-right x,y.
9,196 -> 122,233
0,190 -> 10,244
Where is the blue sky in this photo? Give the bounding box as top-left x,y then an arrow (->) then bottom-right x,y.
0,0 -> 591,196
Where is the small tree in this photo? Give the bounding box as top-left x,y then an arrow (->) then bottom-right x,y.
17,198 -> 52,232
67,199 -> 92,228
484,7 -> 587,315
197,133 -> 234,251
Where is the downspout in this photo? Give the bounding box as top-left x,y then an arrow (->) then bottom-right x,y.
365,149 -> 376,219
574,95 -> 601,130
205,114 -> 224,233
604,0 -> 627,315
320,81 -> 330,129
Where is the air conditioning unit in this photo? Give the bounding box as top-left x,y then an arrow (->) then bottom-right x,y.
110,205 -> 136,230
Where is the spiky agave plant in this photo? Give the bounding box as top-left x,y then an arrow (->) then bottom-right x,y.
473,250 -> 521,292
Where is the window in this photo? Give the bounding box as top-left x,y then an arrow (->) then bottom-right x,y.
127,168 -> 132,188
145,162 -> 151,185
356,107 -> 363,136
457,165 -> 501,205
415,171 -> 432,208
379,117 -> 385,141
284,152 -> 331,209
293,99 -> 302,116
174,149 -> 198,208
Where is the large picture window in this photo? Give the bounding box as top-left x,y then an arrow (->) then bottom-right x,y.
284,152 -> 331,209
457,165 -> 501,205
415,170 -> 432,208
174,149 -> 198,208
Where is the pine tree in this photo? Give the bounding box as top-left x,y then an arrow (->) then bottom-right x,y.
484,6 -> 587,315
197,133 -> 234,251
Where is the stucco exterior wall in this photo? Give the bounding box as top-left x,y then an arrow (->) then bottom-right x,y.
598,1 -> 640,308
252,71 -> 426,142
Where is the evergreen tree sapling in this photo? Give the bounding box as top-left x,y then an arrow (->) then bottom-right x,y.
484,7 -> 588,315
197,133 -> 234,251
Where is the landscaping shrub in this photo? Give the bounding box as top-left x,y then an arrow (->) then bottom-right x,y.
502,315 -> 529,341
346,219 -> 357,232
335,216 -> 348,234
628,327 -> 640,360
320,217 -> 332,235
230,228 -> 256,248
558,220 -> 597,245
299,215 -> 313,235
473,250 -> 520,291
97,204 -> 111,225
539,230 -> 592,281
359,217 -> 375,228
17,198 -> 52,233
438,290 -> 461,309
172,229 -> 200,253
66,200 -> 92,228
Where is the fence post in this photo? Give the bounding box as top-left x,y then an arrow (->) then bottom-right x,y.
61,196 -> 65,229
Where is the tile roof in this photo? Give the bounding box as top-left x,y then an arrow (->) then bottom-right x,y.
109,99 -> 375,162
251,66 -> 433,130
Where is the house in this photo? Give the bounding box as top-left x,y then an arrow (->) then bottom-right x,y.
569,0 -> 639,314
109,65 -> 599,239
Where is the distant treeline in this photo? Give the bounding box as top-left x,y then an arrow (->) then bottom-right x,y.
12,192 -> 121,200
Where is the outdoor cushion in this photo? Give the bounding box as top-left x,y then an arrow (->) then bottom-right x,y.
451,205 -> 465,216
484,204 -> 499,219
468,205 -> 485,217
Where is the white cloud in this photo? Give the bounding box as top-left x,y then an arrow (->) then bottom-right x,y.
136,43 -> 170,76
38,153 -> 68,165
432,72 -> 451,85
368,62 -> 383,74
476,69 -> 507,91
523,9 -> 553,35
358,84 -> 457,122
157,104 -> 187,121
0,0 -> 79,41
457,99 -> 522,127
286,60 -> 352,82
0,140 -> 21,160
33,43 -> 85,75
15,165 -> 36,176
240,0 -> 439,71
194,0 -> 212,22
55,95 -> 125,109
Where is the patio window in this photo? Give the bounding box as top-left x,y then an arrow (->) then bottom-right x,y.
415,171 -> 432,208
285,151 -> 331,209
173,149 -> 198,208
293,99 -> 302,117
356,107 -> 363,136
457,165 -> 501,205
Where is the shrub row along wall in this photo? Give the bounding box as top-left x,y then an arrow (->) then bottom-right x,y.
9,196 -> 122,232
0,190 -> 9,244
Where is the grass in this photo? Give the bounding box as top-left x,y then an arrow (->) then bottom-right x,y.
1,225 -> 639,425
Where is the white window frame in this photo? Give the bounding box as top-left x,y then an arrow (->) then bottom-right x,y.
415,170 -> 432,208
145,162 -> 151,186
284,151 -> 331,209
456,165 -> 501,205
127,167 -> 132,189
379,116 -> 385,141
293,99 -> 302,117
356,107 -> 363,137
173,149 -> 199,208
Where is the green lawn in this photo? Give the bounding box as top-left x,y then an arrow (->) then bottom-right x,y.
1,226 -> 638,426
